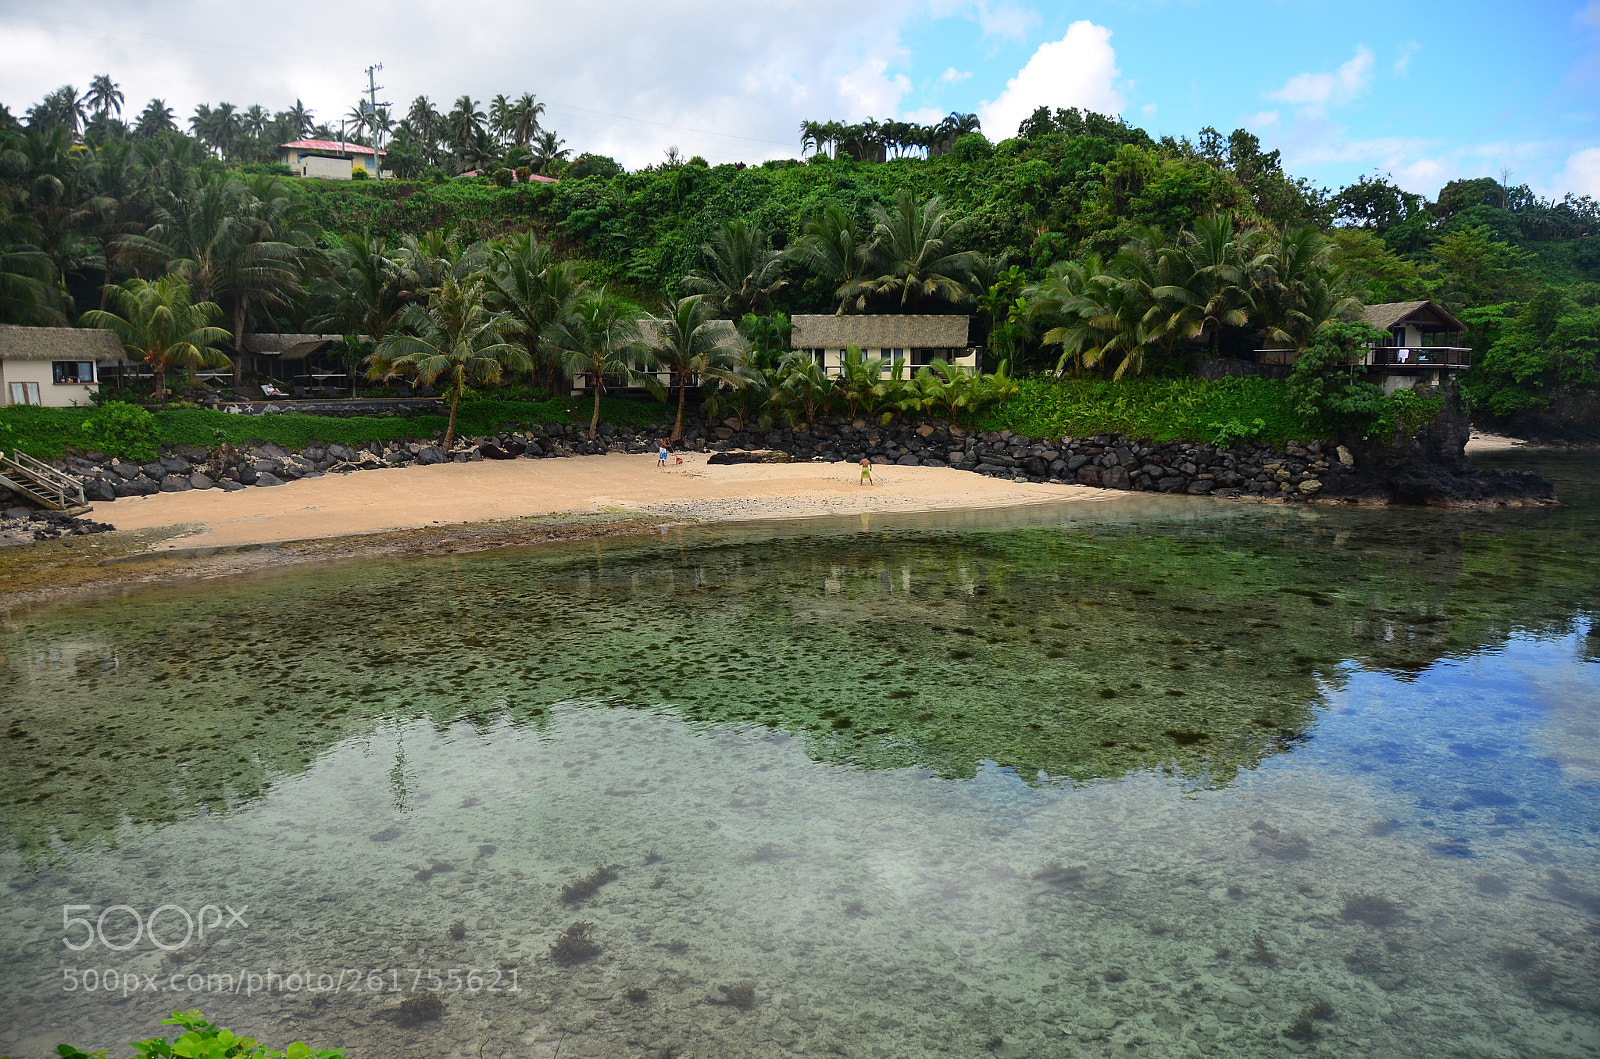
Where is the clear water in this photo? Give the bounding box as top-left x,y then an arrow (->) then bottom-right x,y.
1,454 -> 1597,1059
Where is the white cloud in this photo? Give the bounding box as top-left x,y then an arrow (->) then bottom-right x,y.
1141,102 -> 1157,117
838,58 -> 912,116
975,2 -> 1040,42
1394,42 -> 1420,77
1268,46 -> 1375,110
1243,110 -> 1279,129
0,0 -> 938,168
939,67 -> 972,84
1554,146 -> 1600,196
977,20 -> 1124,139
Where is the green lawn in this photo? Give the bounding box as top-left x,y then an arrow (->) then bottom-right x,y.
0,396 -> 669,460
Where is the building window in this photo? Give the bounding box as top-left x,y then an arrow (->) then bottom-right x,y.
911,348 -> 943,367
53,361 -> 95,384
8,382 -> 41,405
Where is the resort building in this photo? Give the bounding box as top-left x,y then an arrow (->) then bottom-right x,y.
276,139 -> 388,180
790,314 -> 980,375
1258,300 -> 1471,392
0,325 -> 127,407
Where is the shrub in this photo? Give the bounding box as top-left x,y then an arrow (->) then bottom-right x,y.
350,166 -> 369,181
52,1009 -> 343,1059
974,374 -> 1312,445
81,401 -> 160,460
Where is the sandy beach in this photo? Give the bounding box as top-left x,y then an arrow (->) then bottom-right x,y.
90,451 -> 1117,551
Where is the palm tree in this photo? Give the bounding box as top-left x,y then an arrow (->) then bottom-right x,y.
27,86 -> 87,137
787,205 -> 871,313
1255,226 -> 1361,351
81,276 -> 230,404
406,96 -> 440,162
1,126 -> 98,317
1171,214 -> 1263,354
772,351 -> 833,425
485,232 -> 577,393
0,195 -> 61,324
371,278 -> 530,448
134,99 -> 176,139
530,129 -> 569,174
488,95 -> 513,145
241,104 -> 270,141
544,286 -> 656,438
647,294 -> 750,441
125,172 -> 313,385
85,76 -> 124,121
447,96 -> 486,155
282,100 -> 314,139
864,189 -> 975,309
395,230 -> 487,302
511,94 -> 544,147
313,233 -> 404,396
682,219 -> 787,317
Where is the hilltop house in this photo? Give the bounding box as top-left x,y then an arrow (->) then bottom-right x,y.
1259,300 -> 1470,392
790,315 -> 980,375
276,139 -> 388,180
0,326 -> 127,407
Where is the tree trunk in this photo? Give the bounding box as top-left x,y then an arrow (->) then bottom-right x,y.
673,376 -> 687,442
444,390 -> 460,449
232,300 -> 248,388
589,376 -> 602,439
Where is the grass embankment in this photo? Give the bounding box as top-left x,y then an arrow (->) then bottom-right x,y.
2,377 -> 1316,461
976,375 -> 1315,447
0,396 -> 666,459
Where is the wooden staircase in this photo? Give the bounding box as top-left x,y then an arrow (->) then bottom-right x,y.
0,448 -> 88,513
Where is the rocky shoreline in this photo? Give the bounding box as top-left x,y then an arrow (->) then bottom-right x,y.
33,415 -> 1557,516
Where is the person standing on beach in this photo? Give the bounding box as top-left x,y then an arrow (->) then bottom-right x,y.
658,439 -> 670,469
859,457 -> 875,485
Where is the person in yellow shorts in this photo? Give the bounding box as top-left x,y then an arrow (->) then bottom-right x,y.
859,457 -> 875,485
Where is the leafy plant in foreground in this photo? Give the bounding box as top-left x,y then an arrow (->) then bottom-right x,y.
80,400 -> 159,460
45,1009 -> 343,1059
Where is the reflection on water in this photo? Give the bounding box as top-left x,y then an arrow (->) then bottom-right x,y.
0,453 -> 1596,1057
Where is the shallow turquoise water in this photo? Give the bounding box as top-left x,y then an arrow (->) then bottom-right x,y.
0,453 -> 1596,1058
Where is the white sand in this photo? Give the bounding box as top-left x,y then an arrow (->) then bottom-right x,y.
93,452 -> 1118,550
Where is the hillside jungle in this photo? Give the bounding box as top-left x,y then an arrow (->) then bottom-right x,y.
2,79 -> 1598,449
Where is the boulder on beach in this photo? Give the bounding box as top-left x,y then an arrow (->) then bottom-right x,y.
707,450 -> 795,465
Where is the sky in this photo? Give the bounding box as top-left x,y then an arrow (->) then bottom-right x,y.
1,0 -> 1596,201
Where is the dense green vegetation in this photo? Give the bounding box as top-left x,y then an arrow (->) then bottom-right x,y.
0,396 -> 662,459
972,375 -> 1305,447
5,76 -> 1598,442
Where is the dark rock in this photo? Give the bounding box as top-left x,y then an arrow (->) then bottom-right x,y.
1023,456 -> 1049,477
139,461 -> 165,479
190,472 -> 214,490
706,450 -> 795,465
115,477 -> 160,497
896,454 -> 920,466
327,443 -> 358,462
416,446 -> 447,465
159,475 -> 192,492
217,480 -> 247,492
255,472 -> 285,487
110,461 -> 141,480
1157,476 -> 1188,493
1103,466 -> 1131,490
158,455 -> 193,475
1186,480 -> 1214,494
84,478 -> 118,502
1075,466 -> 1102,487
